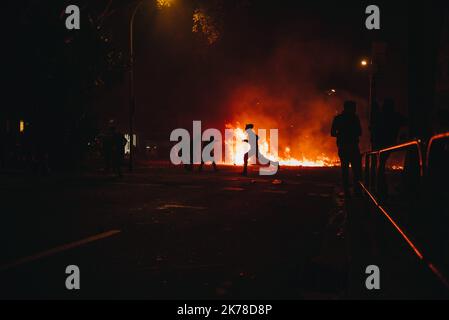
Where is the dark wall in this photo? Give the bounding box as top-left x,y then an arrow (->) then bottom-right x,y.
408,2 -> 447,138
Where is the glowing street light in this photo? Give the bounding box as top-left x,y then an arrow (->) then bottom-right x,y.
359,57 -> 377,148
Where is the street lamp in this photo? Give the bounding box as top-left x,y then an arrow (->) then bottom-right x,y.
359,58 -> 373,104
128,0 -> 173,171
360,58 -> 377,148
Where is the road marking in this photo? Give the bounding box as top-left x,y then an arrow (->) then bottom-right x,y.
0,230 -> 121,272
263,190 -> 288,194
222,187 -> 245,191
113,182 -> 163,187
157,204 -> 207,210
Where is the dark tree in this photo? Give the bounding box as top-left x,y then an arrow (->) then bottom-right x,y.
6,1 -> 125,170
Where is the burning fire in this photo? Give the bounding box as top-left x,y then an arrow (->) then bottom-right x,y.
223,123 -> 338,167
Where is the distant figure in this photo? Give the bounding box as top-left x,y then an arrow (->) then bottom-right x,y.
376,98 -> 407,149
184,138 -> 194,171
199,136 -> 218,172
103,130 -> 113,173
369,100 -> 381,150
113,128 -> 127,177
375,99 -> 407,197
242,123 -> 259,176
104,126 -> 126,177
331,101 -> 362,196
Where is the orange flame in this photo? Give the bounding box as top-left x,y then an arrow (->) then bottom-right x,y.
223,123 -> 339,167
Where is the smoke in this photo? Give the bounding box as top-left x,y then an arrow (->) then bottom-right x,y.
221,38 -> 370,163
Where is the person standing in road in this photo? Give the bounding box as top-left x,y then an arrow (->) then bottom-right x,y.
331,101 -> 362,196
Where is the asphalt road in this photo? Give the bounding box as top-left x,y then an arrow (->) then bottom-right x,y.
0,164 -> 352,299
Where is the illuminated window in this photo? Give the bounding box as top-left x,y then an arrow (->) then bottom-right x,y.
124,134 -> 137,154
19,120 -> 25,133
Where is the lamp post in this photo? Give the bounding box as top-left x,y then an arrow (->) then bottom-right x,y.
361,58 -> 377,149
128,0 -> 173,171
360,59 -> 375,112
128,0 -> 146,172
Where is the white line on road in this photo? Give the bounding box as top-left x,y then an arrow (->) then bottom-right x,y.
0,230 -> 121,272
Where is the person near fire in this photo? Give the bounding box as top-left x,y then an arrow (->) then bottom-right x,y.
242,123 -> 259,176
374,98 -> 407,197
331,100 -> 362,196
373,98 -> 407,149
199,136 -> 218,172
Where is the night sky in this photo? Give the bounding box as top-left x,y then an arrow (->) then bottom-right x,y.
7,0 -> 446,150
99,0 -> 410,136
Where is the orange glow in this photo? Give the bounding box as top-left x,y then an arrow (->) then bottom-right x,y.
192,8 -> 219,44
367,140 -> 423,176
223,123 -> 339,167
19,120 -> 25,133
156,0 -> 173,9
427,131 -> 449,168
361,59 -> 368,67
220,81 -> 358,168
389,165 -> 404,171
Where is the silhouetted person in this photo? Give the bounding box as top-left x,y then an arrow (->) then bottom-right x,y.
331,101 -> 362,196
377,99 -> 407,149
376,99 -> 407,197
199,136 -> 218,172
369,100 -> 381,150
184,138 -> 194,171
103,130 -> 113,173
112,128 -> 126,177
242,124 -> 259,176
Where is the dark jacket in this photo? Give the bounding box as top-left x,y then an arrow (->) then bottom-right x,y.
331,112 -> 362,148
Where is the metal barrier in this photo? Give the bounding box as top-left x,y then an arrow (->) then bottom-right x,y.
426,132 -> 449,170
363,140 -> 423,195
360,133 -> 449,290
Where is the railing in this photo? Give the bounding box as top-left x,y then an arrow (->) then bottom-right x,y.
363,140 -> 423,195
360,132 -> 449,290
426,132 -> 449,169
